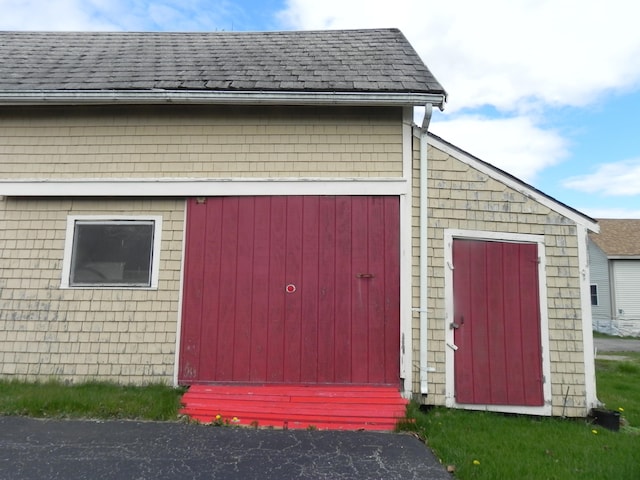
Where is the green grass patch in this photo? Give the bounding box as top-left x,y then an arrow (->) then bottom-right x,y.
592,331 -> 639,339
0,379 -> 185,421
596,356 -> 640,427
401,353 -> 640,479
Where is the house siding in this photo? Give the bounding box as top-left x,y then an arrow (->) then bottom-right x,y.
0,105 -> 403,179
611,260 -> 640,336
588,240 -> 613,333
0,104 -> 407,386
0,197 -> 184,384
412,140 -> 589,417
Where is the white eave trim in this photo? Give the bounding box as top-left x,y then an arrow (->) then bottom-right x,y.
425,133 -> 599,233
0,90 -> 447,108
0,177 -> 409,197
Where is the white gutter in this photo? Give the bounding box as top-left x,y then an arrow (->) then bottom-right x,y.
0,90 -> 447,108
419,103 -> 433,394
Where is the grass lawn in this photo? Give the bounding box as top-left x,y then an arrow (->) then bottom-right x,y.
0,380 -> 185,421
401,351 -> 640,479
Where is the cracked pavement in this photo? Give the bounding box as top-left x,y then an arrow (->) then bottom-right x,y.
0,417 -> 451,479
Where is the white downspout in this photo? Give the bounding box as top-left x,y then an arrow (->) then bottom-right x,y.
419,104 -> 433,394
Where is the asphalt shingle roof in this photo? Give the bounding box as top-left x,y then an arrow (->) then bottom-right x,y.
589,219 -> 640,256
0,29 -> 446,97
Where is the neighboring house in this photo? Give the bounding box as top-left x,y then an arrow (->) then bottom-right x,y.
0,29 -> 599,418
589,219 -> 640,336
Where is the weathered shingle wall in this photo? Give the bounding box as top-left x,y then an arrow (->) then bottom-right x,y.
0,105 -> 403,179
413,141 -> 588,417
0,104 -> 406,385
0,198 -> 184,384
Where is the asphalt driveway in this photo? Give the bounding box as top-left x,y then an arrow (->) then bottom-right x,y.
0,416 -> 451,480
593,337 -> 640,353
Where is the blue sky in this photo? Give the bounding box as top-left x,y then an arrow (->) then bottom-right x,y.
3,0 -> 640,218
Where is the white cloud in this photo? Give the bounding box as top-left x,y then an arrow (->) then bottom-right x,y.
279,0 -> 640,113
279,0 -> 640,193
564,159 -> 640,196
429,115 -> 568,183
579,207 -> 640,219
0,0 -> 242,32
0,0 -> 118,30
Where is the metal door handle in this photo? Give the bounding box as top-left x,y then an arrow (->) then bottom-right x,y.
356,273 -> 374,278
450,315 -> 464,329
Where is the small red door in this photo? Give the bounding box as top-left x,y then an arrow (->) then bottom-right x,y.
179,195 -> 400,386
453,239 -> 544,406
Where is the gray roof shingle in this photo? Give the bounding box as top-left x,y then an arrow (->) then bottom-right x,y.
0,29 -> 446,99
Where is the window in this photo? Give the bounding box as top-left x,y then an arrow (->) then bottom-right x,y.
62,216 -> 162,288
590,284 -> 598,306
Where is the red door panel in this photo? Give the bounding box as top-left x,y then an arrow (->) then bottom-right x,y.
179,196 -> 400,386
453,239 -> 544,406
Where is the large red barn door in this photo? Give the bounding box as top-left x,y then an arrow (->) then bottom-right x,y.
452,239 -> 544,406
179,195 -> 400,386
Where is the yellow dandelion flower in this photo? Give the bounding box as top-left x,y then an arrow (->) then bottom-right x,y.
618,407 -> 624,412
473,460 -> 480,465
232,416 -> 240,423
215,414 -> 221,420
591,429 -> 598,434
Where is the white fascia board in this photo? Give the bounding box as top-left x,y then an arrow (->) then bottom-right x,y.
0,90 -> 447,108
425,134 -> 599,233
1,177 -> 409,197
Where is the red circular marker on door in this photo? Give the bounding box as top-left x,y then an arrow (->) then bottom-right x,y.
285,284 -> 296,293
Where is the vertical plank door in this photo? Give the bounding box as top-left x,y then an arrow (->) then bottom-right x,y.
179,196 -> 400,386
452,239 -> 544,406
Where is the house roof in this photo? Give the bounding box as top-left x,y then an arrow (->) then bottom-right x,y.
589,219 -> 640,256
425,132 -> 599,232
0,29 -> 446,107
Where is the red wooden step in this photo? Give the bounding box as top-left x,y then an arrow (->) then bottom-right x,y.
180,384 -> 408,431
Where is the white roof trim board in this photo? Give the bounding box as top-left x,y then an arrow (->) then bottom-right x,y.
0,178 -> 409,197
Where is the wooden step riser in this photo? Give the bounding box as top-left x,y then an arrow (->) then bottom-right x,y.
185,415 -> 397,431
180,384 -> 408,431
183,407 -> 405,416
181,408 -> 406,424
184,393 -> 404,402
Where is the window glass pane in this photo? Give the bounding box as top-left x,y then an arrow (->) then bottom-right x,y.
590,284 -> 598,306
70,222 -> 154,286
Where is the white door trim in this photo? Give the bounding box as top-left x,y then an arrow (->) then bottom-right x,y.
443,229 -> 552,416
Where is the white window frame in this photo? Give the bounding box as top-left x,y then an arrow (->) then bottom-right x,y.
61,215 -> 163,289
590,284 -> 599,306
